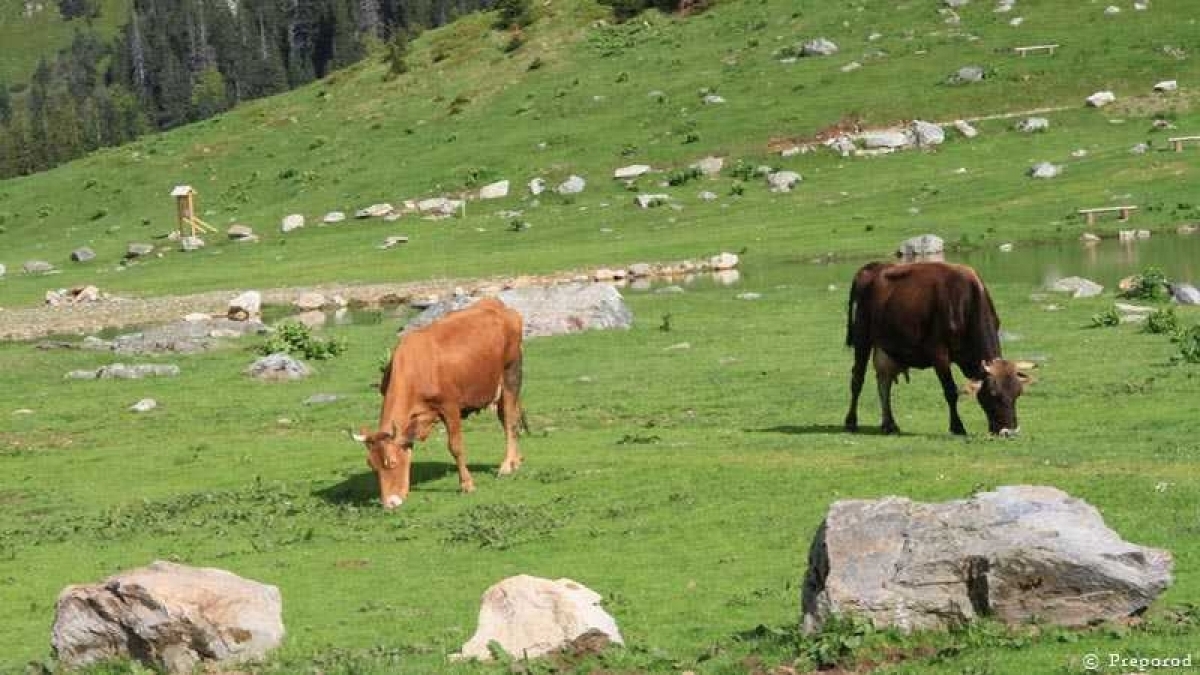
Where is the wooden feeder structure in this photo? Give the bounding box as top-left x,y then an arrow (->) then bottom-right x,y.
171,185 -> 217,237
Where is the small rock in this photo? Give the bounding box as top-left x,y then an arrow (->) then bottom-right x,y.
655,285 -> 685,294
1104,5 -> 1120,14
228,291 -> 262,321
129,398 -> 157,412
698,191 -> 718,201
281,214 -> 305,232
780,146 -> 804,157
999,243 -> 1014,252
1130,143 -> 1150,154
71,248 -> 96,263
1072,148 -> 1089,158
1080,232 -> 1101,243
911,120 -> 945,147
1170,283 -> 1200,305
479,180 -> 510,199
528,178 -> 547,196
825,135 -> 856,157
801,37 -> 839,56
953,119 -> 978,138
701,93 -> 726,105
1009,16 -> 1024,26
861,130 -> 912,149
840,61 -> 862,73
691,156 -> 724,176
183,312 -> 211,322
227,224 -> 255,240
737,292 -> 762,300
322,211 -> 346,224
767,171 -> 802,193
1154,80 -> 1178,93
1029,162 -> 1062,179
593,268 -> 617,281
379,235 -> 409,249
897,234 -> 944,258
1016,117 -> 1049,133
613,165 -> 651,180
180,236 -> 205,251
1177,224 -> 1198,235
356,203 -> 394,218
1051,276 -> 1103,298
1086,91 -> 1116,107
303,393 -> 340,405
627,263 -> 653,278
557,175 -> 586,195
635,194 -> 670,209
1119,229 -> 1137,242
948,65 -> 984,84
246,353 -> 311,381
25,260 -> 56,274
665,342 -> 691,350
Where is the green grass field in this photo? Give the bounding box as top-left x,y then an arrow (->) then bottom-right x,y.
2,0 -> 1200,672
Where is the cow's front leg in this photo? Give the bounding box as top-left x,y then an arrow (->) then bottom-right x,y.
844,345 -> 870,432
873,350 -> 901,434
441,408 -> 475,493
934,358 -> 967,435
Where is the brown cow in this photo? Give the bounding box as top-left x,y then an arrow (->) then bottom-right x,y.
351,298 -> 526,508
844,261 -> 1032,436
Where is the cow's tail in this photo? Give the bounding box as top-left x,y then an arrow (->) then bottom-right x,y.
505,350 -> 533,436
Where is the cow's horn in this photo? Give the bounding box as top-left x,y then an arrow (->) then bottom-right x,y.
348,428 -> 367,443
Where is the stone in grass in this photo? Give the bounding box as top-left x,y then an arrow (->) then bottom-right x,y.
129,398 -> 157,412
52,561 -> 284,673
802,486 -> 1173,633
246,353 -> 311,380
71,248 -> 96,263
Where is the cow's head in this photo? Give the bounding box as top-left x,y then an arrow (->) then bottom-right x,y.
966,359 -> 1034,436
349,423 -> 411,509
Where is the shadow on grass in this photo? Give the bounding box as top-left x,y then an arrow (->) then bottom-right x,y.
315,461 -> 497,505
749,424 -> 889,436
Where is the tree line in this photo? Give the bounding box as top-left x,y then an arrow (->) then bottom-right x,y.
0,0 -> 500,179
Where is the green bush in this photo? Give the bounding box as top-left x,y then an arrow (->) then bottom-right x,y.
259,321 -> 346,360
1172,324 -> 1200,364
1143,307 -> 1179,334
1120,266 -> 1170,301
1090,306 -> 1121,328
667,166 -> 703,186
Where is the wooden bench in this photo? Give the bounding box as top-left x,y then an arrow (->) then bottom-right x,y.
1078,205 -> 1138,225
1168,136 -> 1200,152
1012,44 -> 1059,57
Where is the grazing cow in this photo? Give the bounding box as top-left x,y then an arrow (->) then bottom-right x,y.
351,298 -> 526,508
843,261 -> 1032,436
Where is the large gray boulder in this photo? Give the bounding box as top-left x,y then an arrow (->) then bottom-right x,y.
802,486 -> 1173,633
911,120 -> 945,147
404,284 -> 633,339
457,576 -> 623,660
1051,276 -> 1103,298
1171,283 -> 1200,305
52,561 -> 284,673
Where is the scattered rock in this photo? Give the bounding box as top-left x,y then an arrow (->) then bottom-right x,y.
767,171 -> 802,193
71,248 -> 96,263
1071,148 -> 1089,158
129,398 -> 157,412
1029,162 -> 1062,179
228,291 -> 262,321
0,263 -> 5,277
801,37 -> 839,56
246,353 -> 311,380
46,286 -> 102,306
840,61 -> 862,73
613,165 -> 651,179
655,285 -> 685,294
67,364 -> 181,380
456,576 -> 623,661
945,0 -> 969,6
1171,283 -> 1200,305
52,561 -> 284,673
405,284 -> 633,339
303,393 -> 340,405
635,194 -> 670,209
1178,224 -> 1198,235
1016,117 -> 1049,133
665,342 -> 691,350
1130,142 -> 1150,154
416,197 -> 462,217
737,292 -> 762,300
1154,80 -> 1178,93
379,235 -> 409,249
528,178 -> 547,196
1104,4 -> 1120,14
861,130 -> 912,149
88,318 -> 265,356
356,203 -> 394,218
825,135 -> 856,157
948,65 -> 984,84
1051,276 -> 1103,298
479,180 -> 510,199
293,292 -> 327,311
180,236 -> 205,251
710,252 -> 740,270
911,120 -> 945,147
691,156 -> 724,176
322,211 -> 346,224
897,234 -> 944,258
999,243 -> 1014,252
592,268 -> 617,281
801,486 -> 1173,633
701,93 -> 726,105
1086,91 -> 1116,107
25,260 -> 56,273
953,120 -> 978,138
557,175 -> 586,195
227,224 -> 255,240
627,263 -> 653,278
1080,232 -> 1101,243
713,269 -> 741,285
698,191 -> 718,201
281,214 -> 305,232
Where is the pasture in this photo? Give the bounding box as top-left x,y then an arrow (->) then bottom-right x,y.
2,257 -> 1198,672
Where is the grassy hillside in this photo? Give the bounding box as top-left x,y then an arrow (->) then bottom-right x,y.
2,0 -> 1200,673
1,0 -> 1198,309
0,0 -> 128,85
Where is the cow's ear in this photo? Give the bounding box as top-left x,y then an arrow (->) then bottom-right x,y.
959,380 -> 982,398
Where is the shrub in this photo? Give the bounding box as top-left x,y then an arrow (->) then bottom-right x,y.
1090,306 -> 1121,328
1172,324 -> 1200,364
729,160 -> 757,181
259,321 -> 346,360
492,0 -> 532,30
667,166 -> 703,186
1120,266 -> 1170,301
1144,307 -> 1179,334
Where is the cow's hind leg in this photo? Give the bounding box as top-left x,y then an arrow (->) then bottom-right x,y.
844,345 -> 870,432
873,349 -> 901,434
934,356 -> 967,436
441,408 -> 475,493
497,356 -> 525,475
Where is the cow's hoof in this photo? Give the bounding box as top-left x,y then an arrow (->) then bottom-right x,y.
844,422 -> 859,433
950,425 -> 967,436
460,481 -> 476,494
881,423 -> 900,435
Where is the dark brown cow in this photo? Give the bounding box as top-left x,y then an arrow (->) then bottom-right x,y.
351,298 -> 526,508
844,261 -> 1031,436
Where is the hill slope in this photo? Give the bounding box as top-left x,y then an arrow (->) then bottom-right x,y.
0,0 -> 127,84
